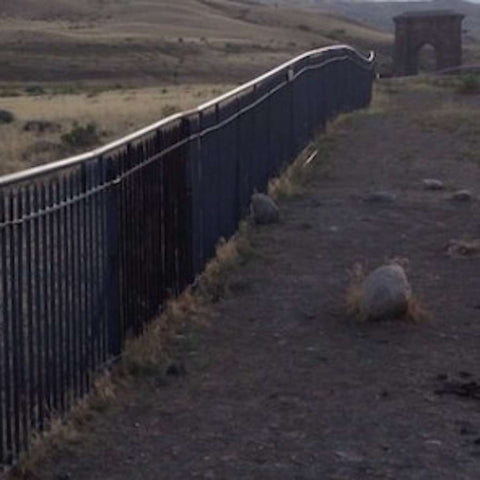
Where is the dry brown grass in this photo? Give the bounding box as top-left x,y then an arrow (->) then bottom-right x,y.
195,222 -> 254,302
0,83 -> 233,175
416,101 -> 480,165
345,262 -> 366,318
417,101 -> 480,136
121,288 -> 206,377
0,0 -> 392,87
268,134 -> 336,200
268,148 -> 316,200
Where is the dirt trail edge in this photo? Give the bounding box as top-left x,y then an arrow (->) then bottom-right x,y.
37,80 -> 480,480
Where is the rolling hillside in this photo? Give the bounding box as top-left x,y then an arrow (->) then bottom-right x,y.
0,0 -> 391,85
257,0 -> 480,67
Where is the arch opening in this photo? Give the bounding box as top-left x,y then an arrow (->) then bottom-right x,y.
416,43 -> 438,73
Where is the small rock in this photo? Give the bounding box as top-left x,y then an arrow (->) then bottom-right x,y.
451,189 -> 473,202
360,264 -> 411,321
425,439 -> 442,447
365,191 -> 396,203
250,193 -> 279,225
166,361 -> 186,377
445,239 -> 480,258
335,450 -> 364,462
423,178 -> 444,190
55,474 -> 71,480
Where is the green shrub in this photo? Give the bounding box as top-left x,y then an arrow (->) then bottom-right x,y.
25,85 -> 46,96
297,24 -> 312,32
161,104 -> 179,117
0,109 -> 14,124
0,88 -> 21,98
61,122 -> 101,150
456,74 -> 480,95
327,28 -> 346,40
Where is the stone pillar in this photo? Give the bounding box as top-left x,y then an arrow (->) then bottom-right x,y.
393,11 -> 464,76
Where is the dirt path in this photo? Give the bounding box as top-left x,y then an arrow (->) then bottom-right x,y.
36,79 -> 480,480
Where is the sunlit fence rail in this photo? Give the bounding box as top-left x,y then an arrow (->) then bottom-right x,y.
0,45 -> 375,465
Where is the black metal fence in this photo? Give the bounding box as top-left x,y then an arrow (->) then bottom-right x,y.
0,45 -> 375,465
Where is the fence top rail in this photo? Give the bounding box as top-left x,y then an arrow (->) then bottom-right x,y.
0,44 -> 374,188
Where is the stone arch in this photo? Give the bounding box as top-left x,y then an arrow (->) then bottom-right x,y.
393,10 -> 464,76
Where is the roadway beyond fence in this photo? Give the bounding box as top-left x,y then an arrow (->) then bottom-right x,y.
0,45 -> 375,466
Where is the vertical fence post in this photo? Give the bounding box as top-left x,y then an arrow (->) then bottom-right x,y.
185,114 -> 202,280
234,95 -> 242,225
287,66 -> 295,161
178,117 -> 193,290
0,190 -> 7,464
104,155 -> 122,358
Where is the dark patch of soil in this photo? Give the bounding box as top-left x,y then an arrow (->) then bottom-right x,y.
35,83 -> 480,479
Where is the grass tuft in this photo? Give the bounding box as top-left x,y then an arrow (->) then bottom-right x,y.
345,262 -> 365,317
121,288 -> 203,377
268,146 -> 319,200
195,222 -> 254,302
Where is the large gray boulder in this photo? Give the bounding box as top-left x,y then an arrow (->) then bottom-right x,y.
451,189 -> 473,202
250,193 -> 279,225
422,178 -> 444,191
360,264 -> 411,321
365,191 -> 397,203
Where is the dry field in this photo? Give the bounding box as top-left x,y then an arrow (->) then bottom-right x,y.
0,83 -> 234,174
0,0 -> 392,175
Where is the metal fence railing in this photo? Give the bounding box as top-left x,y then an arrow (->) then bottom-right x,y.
0,45 -> 375,465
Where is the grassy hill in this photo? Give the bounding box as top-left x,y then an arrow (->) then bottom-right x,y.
0,0 -> 390,175
0,0 -> 391,86
257,0 -> 480,69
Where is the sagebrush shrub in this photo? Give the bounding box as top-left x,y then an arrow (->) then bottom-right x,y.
61,122 -> 101,150
456,74 -> 480,95
0,109 -> 14,124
